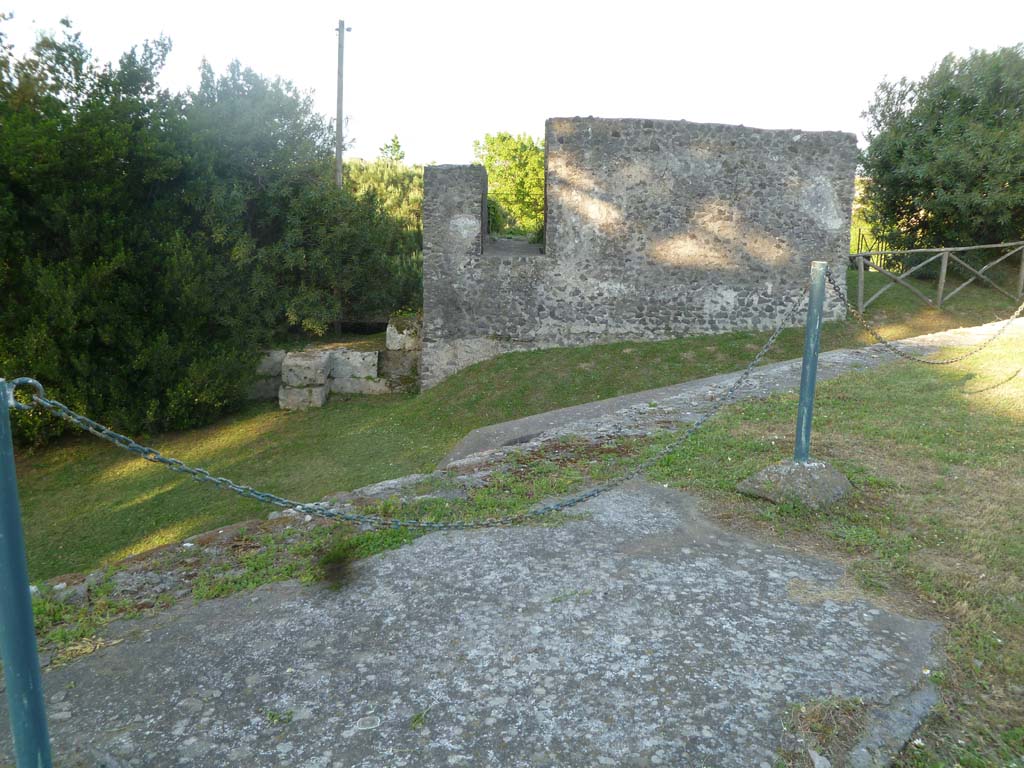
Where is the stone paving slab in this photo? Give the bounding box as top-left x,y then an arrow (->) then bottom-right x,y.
442,319 -> 1024,465
2,483 -> 939,767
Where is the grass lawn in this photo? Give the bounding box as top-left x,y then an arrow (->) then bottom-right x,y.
643,332 -> 1024,767
15,268 -> 1022,582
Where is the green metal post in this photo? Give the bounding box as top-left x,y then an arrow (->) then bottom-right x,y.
794,262 -> 827,464
0,380 -> 53,767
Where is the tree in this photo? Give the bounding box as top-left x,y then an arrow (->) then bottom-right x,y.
472,132 -> 545,237
379,134 -> 405,163
861,45 -> 1024,255
0,21 -> 422,444
345,136 -> 424,285
0,25 -> 255,444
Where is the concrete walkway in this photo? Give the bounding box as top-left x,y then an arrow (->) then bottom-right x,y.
2,483 -> 938,767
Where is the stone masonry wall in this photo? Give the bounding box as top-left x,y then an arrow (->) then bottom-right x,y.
420,118 -> 858,388
420,165 -> 490,387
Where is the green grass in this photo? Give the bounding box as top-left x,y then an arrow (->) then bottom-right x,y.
778,697 -> 867,767
15,269 -> 1020,582
25,440 -> 626,655
189,530 -> 330,601
270,330 -> 387,352
15,274 -> 1024,763
31,571 -> 139,651
645,334 -> 1024,767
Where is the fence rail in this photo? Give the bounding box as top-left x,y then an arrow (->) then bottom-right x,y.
851,241 -> 1024,313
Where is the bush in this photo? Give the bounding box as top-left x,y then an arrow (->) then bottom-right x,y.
861,45 -> 1024,274
486,197 -> 509,235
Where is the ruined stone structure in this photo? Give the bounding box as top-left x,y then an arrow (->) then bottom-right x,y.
421,117 -> 858,388
248,315 -> 421,410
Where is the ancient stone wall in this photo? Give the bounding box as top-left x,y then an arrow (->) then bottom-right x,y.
248,317 -> 422,410
420,118 -> 858,388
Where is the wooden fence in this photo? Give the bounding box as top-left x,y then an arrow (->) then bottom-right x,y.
850,241 -> 1024,313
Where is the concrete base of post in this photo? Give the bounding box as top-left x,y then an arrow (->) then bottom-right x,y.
737,460 -> 852,511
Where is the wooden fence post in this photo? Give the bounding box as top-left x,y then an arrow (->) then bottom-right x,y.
1018,247 -> 1024,301
857,255 -> 865,313
936,251 -> 949,308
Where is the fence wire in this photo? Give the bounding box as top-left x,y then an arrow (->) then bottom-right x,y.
825,268 -> 1024,366
9,291 -> 810,532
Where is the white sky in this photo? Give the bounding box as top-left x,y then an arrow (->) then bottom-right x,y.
4,1 -> 1022,165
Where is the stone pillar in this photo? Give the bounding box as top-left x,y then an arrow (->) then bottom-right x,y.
420,165 -> 488,389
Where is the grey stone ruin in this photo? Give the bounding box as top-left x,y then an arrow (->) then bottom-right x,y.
420,117 -> 858,389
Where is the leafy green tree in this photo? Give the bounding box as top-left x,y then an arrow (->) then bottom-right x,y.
861,45 -> 1024,255
0,25 -> 255,444
472,132 -> 545,237
379,134 -> 405,163
345,136 -> 424,277
0,21 -> 421,444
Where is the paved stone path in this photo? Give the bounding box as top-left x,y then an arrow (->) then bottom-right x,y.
2,483 -> 938,767
443,318 -> 1024,465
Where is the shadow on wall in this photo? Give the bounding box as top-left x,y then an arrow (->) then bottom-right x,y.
547,151 -> 796,270
420,117 -> 858,388
546,118 -> 854,278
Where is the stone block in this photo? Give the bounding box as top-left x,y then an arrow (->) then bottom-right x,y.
379,350 -> 418,380
329,377 -> 391,395
256,349 -> 287,377
386,317 -> 422,351
737,460 -> 852,511
278,385 -> 328,411
329,349 -> 378,380
281,351 -> 330,387
246,376 -> 281,401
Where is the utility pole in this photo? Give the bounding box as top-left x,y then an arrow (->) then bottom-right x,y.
335,19 -> 350,189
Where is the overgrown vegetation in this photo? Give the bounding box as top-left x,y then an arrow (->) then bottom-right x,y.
345,135 -> 424,307
0,21 -> 421,445
861,44 -> 1024,266
779,697 -> 868,767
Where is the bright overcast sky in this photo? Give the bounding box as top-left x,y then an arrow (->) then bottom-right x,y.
4,1 -> 1023,165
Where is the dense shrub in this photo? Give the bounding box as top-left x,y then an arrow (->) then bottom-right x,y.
486,197 -> 509,235
345,138 -> 424,313
0,22 -> 421,444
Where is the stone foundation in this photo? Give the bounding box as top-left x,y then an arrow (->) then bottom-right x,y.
248,316 -> 422,410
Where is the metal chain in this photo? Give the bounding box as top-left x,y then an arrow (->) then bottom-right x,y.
611,289 -> 807,484
825,268 -> 1024,366
11,288 -> 807,532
